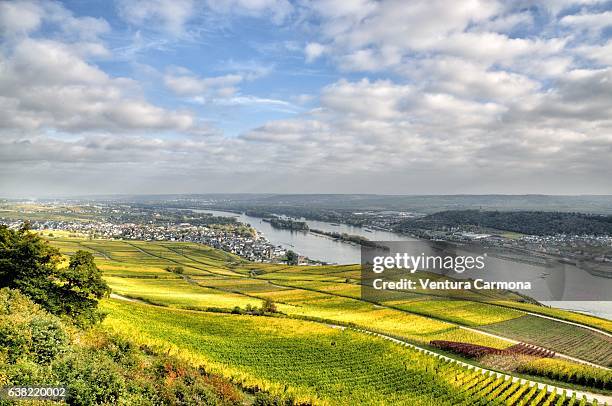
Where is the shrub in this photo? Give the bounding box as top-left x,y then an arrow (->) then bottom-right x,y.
54,351 -> 126,405
0,288 -> 68,365
29,316 -> 68,364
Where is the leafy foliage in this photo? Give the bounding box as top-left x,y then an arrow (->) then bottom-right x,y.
0,288 -> 246,405
285,250 -> 299,265
0,225 -> 109,326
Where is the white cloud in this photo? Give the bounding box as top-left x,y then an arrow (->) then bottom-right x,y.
3,0 -> 612,195
0,0 -> 110,55
116,0 -> 195,36
164,70 -> 243,97
205,0 -> 293,24
560,10 -> 612,33
576,40 -> 612,65
0,0 -> 43,35
304,42 -> 327,62
0,2 -> 197,133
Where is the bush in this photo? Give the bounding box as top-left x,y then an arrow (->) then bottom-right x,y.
0,288 -> 68,365
54,351 -> 126,405
29,316 -> 69,364
0,289 -> 249,405
166,266 -> 185,275
253,392 -> 295,406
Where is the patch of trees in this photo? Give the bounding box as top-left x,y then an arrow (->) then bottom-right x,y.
165,266 -> 185,274
285,250 -> 299,265
394,210 -> 612,236
0,223 -> 109,326
310,229 -> 380,247
231,299 -> 279,316
264,217 -> 309,231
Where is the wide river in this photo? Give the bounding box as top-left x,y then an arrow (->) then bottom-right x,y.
201,210 -> 612,319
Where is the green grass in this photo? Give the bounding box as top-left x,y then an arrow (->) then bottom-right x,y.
48,237 -> 611,351
264,279 -> 524,326
493,301 -> 612,334
389,298 -> 523,326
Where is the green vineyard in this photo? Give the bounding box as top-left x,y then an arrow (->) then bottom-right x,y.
481,316 -> 612,367
517,358 -> 612,390
42,235 -> 610,405
103,299 -> 593,405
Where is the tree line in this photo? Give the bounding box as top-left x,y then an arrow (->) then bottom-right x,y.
394,210 -> 612,236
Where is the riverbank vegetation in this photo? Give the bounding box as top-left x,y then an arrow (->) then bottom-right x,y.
395,210 -> 612,236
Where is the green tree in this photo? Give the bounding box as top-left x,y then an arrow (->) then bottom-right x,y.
262,299 -> 277,313
57,251 -> 110,326
0,223 -> 61,307
0,225 -> 109,326
285,250 -> 299,265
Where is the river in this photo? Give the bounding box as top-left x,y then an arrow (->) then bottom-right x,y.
199,209 -> 612,319
200,209 -> 400,264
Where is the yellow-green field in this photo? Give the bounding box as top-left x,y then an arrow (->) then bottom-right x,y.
43,235 -> 612,404
101,299 -> 575,405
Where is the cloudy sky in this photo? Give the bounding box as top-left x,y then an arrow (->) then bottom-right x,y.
1,0 -> 611,197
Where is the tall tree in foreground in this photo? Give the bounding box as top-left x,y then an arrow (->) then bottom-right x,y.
57,250 -> 110,325
0,224 -> 109,326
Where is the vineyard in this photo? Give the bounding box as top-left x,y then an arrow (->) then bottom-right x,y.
482,316 -> 612,367
517,358 -> 612,390
43,235 -> 612,404
102,299 -> 596,405
430,340 -> 555,359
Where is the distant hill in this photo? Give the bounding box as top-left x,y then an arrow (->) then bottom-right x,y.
395,210 -> 612,236
14,194 -> 612,215
185,194 -> 612,214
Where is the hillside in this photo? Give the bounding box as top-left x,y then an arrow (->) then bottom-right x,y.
30,234 -> 612,404
4,229 -> 609,404
395,210 -> 612,236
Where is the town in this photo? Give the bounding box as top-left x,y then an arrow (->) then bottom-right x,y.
0,217 -> 294,264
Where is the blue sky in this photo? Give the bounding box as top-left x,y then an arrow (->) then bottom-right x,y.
1,0 -> 611,196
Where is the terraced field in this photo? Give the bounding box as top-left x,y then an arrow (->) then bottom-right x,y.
482,316 -> 612,367
45,235 -> 611,404
492,301 -> 612,334
102,299 -> 580,405
106,275 -> 263,310
267,279 -> 524,326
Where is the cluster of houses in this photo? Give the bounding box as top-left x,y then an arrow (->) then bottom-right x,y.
1,218 -> 289,263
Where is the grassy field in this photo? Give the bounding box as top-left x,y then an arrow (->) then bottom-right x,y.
482,315 -> 612,367
43,235 -> 611,403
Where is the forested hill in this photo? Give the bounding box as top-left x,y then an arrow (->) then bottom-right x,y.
394,210 -> 612,236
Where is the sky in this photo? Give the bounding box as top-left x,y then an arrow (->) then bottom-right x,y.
0,0 -> 611,197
